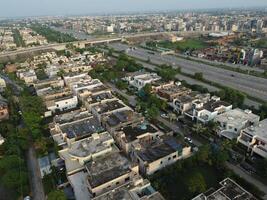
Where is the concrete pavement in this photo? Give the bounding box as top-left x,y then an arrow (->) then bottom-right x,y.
26,146 -> 46,200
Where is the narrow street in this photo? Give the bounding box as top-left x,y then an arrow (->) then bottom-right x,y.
26,145 -> 46,200
5,76 -> 46,200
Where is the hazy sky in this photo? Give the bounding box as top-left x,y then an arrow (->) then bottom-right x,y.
1,0 -> 267,18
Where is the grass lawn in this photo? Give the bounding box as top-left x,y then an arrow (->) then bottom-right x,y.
149,162 -> 223,200
156,39 -> 207,52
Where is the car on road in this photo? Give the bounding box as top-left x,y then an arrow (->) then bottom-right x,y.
160,113 -> 168,118
184,137 -> 193,143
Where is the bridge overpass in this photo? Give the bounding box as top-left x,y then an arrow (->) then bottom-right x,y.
0,31 -> 216,63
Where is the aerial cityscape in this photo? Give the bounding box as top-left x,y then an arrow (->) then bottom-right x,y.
0,1 -> 267,200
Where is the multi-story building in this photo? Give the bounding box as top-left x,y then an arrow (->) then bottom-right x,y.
85,150 -> 139,197
125,72 -> 161,90
59,132 -> 115,175
114,122 -> 164,155
184,96 -> 232,123
154,81 -> 191,102
238,118 -> 267,158
102,109 -> 144,134
50,112 -> 104,146
45,94 -> 78,114
215,108 -> 260,140
92,177 -> 165,200
173,92 -> 210,114
134,137 -> 191,175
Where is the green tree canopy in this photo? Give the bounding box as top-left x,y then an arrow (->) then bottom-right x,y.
187,172 -> 207,194
47,190 -> 67,200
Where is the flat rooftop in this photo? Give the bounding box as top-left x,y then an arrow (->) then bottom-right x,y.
122,123 -> 158,142
92,99 -> 126,114
93,179 -> 165,200
243,118 -> 267,139
158,85 -> 190,96
89,92 -> 114,104
199,100 -> 231,112
137,138 -> 184,163
60,116 -> 104,139
85,151 -> 133,188
68,132 -> 114,158
74,79 -> 102,88
105,109 -> 143,127
215,108 -> 260,126
135,73 -> 161,82
53,109 -> 91,125
192,178 -> 257,200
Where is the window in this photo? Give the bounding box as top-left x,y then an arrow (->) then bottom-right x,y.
160,161 -> 163,164
168,157 -> 171,161
125,177 -> 130,182
173,155 -> 177,159
116,181 -> 120,185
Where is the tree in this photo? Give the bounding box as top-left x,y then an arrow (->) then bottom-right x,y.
147,105 -> 160,119
260,103 -> 267,120
158,66 -> 179,81
196,145 -> 211,163
194,72 -> 203,80
0,155 -> 24,171
192,123 -> 207,135
47,190 -> 66,200
187,173 -> 207,194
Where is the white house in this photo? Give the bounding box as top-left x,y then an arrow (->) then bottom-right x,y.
45,95 -> 78,113
125,73 -> 161,90
215,109 -> 260,140
238,118 -> 267,158
185,96 -> 232,123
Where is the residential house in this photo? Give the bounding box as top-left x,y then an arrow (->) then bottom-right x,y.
215,108 -> 260,140
85,150 -> 139,197
184,96 -> 232,123
134,137 -> 191,175
92,177 -> 165,200
238,118 -> 267,158
125,72 -> 161,90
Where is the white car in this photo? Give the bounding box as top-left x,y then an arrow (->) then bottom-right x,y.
184,137 -> 193,143
160,114 -> 168,118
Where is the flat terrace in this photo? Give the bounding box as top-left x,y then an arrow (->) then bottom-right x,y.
53,109 -> 91,125
137,138 -> 185,163
122,123 -> 158,142
85,152 -> 133,188
105,109 -> 143,128
60,116 -> 104,139
90,92 -> 114,104
68,132 -> 114,158
93,178 -> 165,200
93,99 -> 126,114
200,100 -> 231,112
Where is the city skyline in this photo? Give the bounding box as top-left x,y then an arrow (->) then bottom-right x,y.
1,0 -> 267,18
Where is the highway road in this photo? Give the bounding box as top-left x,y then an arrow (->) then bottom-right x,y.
108,43 -> 267,102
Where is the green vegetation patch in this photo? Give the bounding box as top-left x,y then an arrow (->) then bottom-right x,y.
30,24 -> 77,43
